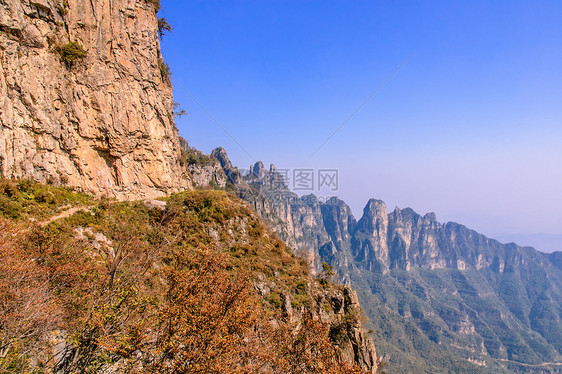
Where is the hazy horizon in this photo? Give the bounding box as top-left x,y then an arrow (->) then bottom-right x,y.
161,0 -> 562,248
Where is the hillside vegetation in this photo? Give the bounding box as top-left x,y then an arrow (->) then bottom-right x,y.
210,155 -> 562,373
0,179 -> 376,373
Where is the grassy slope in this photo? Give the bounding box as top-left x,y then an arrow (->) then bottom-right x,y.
0,179 -> 369,373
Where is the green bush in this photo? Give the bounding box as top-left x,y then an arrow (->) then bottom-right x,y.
296,280 -> 308,294
180,148 -> 214,167
1,180 -> 19,198
248,222 -> 263,239
267,292 -> 283,308
0,178 -> 93,220
0,195 -> 23,219
329,324 -> 350,345
55,41 -> 87,67
319,261 -> 335,286
159,60 -> 171,84
158,17 -> 172,39
34,189 -> 57,205
17,179 -> 34,193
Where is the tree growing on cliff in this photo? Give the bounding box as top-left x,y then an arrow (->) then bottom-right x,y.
158,17 -> 172,39
54,41 -> 87,67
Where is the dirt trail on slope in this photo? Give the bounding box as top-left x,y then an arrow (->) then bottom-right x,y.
39,206 -> 92,226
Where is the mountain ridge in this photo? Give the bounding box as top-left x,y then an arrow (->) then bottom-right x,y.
201,148 -> 562,373
0,1 -> 380,372
0,179 -> 380,373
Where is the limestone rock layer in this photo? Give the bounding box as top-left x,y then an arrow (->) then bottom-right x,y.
0,0 -> 191,199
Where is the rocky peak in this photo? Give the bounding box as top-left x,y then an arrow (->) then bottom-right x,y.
423,211 -> 437,222
211,147 -> 231,166
363,199 -> 387,217
320,197 -> 356,252
0,0 -> 191,199
242,160 -> 290,193
357,199 -> 388,235
251,161 -> 266,179
353,199 -> 390,272
211,147 -> 241,184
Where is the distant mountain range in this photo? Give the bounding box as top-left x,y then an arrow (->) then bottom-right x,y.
207,148 -> 562,374
493,234 -> 562,254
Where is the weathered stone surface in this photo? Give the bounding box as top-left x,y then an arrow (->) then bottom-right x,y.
353,199 -> 390,273
210,148 -> 380,373
177,140 -> 226,189
253,276 -> 379,373
212,148 -> 562,373
187,161 -> 226,189
0,0 -> 191,199
211,146 -> 241,184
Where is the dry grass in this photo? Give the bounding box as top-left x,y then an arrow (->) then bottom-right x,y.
0,182 -> 367,373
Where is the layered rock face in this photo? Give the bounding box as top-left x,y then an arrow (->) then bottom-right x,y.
236,159 -> 333,272
189,148 -> 380,373
0,3 -> 380,371
208,149 -> 562,373
0,0 -> 190,199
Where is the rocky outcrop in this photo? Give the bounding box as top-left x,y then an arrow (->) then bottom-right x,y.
337,286 -> 379,371
211,148 -> 562,373
352,199 -> 390,273
0,0 -> 191,199
255,276 -> 378,373
180,140 -> 226,188
204,148 -> 380,372
238,162 -> 332,273
211,146 -> 241,184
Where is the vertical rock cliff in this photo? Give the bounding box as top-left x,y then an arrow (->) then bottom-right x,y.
207,149 -> 562,373
189,148 -> 380,372
0,0 -> 190,199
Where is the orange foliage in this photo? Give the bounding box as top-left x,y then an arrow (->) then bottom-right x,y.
0,219 -> 58,370
0,189 -> 370,373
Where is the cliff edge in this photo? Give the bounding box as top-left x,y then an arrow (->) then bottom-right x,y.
0,0 -> 190,199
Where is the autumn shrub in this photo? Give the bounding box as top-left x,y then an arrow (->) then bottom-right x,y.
0,219 -> 59,372
0,184 -> 370,373
54,41 -> 87,67
180,147 -> 215,167
270,314 -> 366,374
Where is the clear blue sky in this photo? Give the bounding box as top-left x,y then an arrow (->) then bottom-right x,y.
160,0 -> 562,247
